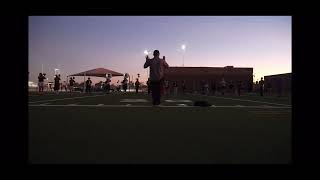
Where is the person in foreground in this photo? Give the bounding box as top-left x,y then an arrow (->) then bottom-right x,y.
144,50 -> 169,106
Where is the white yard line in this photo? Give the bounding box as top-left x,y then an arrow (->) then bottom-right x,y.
210,105 -> 291,108
165,99 -> 192,103
28,94 -> 106,104
189,94 -> 291,107
39,103 -> 51,105
120,99 -> 149,102
28,104 -> 292,108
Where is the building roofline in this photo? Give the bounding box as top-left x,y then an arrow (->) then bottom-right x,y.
168,66 -> 253,69
264,72 -> 292,77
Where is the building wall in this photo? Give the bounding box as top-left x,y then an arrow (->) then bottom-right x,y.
164,66 -> 253,93
264,73 -> 291,96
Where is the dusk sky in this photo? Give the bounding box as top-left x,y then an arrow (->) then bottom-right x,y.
29,16 -> 291,84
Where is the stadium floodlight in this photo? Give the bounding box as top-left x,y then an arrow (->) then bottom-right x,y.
181,44 -> 186,51
181,44 -> 186,66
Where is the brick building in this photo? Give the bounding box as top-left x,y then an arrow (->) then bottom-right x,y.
264,73 -> 291,96
164,66 -> 253,93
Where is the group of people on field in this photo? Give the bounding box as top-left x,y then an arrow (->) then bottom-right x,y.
37,72 -> 76,94
36,49 -> 269,105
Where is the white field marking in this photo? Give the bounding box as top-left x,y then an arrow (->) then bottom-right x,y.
250,112 -> 291,114
97,104 -> 104,106
29,93 -> 63,96
177,104 -> 187,106
29,104 -> 292,108
189,94 -> 291,107
248,110 -> 291,114
28,94 -> 106,104
208,105 -> 291,109
126,104 -> 132,106
39,103 -> 51,105
120,99 -> 148,102
235,105 -> 244,107
165,99 -> 192,103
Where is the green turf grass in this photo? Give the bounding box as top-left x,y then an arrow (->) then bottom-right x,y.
29,92 -> 291,164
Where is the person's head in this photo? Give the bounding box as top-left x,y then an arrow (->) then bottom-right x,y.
153,50 -> 160,57
88,77 -> 90,80
261,77 -> 263,80
39,73 -> 42,76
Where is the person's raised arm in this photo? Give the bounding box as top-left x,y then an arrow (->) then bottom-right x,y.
144,55 -> 150,68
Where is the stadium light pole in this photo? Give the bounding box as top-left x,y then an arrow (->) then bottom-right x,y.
181,44 -> 186,67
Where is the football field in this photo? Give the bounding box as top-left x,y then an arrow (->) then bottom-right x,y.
29,91 -> 291,164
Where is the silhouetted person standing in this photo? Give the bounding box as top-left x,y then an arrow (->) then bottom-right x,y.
204,81 -> 209,95
69,77 -> 75,92
116,80 -> 121,92
164,80 -> 170,96
38,73 -> 46,93
144,50 -> 169,105
122,78 -> 128,92
182,80 -> 186,94
105,76 -> 111,93
86,77 -> 92,93
54,74 -> 61,94
220,78 -> 226,95
173,81 -> 178,96
259,77 -> 264,96
135,78 -> 140,94
229,81 -> 234,95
